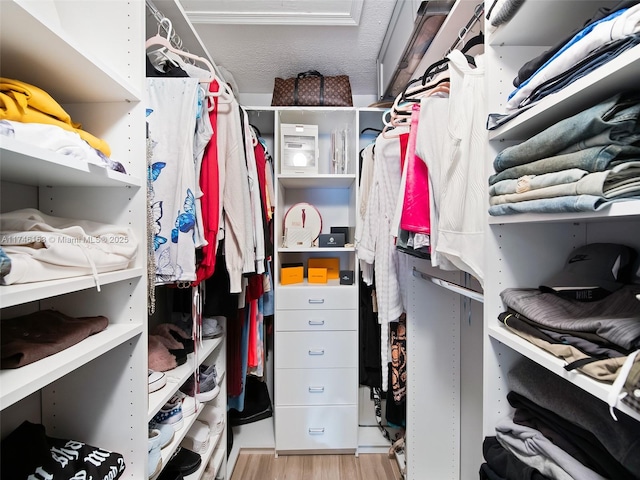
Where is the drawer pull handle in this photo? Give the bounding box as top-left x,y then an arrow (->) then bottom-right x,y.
308,298 -> 325,304
308,386 -> 325,393
308,320 -> 325,326
308,428 -> 325,435
308,349 -> 325,356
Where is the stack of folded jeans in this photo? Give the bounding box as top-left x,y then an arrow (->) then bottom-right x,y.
488,91 -> 640,216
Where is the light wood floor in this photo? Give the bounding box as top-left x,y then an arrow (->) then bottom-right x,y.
230,451 -> 403,480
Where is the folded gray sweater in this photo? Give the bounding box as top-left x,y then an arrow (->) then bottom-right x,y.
508,359 -> 640,478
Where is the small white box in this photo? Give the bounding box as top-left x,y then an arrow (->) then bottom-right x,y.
281,123 -> 318,174
181,420 -> 210,454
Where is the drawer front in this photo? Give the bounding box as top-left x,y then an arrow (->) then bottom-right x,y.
276,331 -> 357,369
276,309 -> 357,332
275,405 -> 358,451
276,368 -> 357,406
276,286 -> 357,310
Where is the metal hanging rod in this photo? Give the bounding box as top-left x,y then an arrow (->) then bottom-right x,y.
446,3 -> 484,57
146,0 -> 185,51
412,267 -> 484,303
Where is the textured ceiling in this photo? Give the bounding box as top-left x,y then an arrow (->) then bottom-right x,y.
189,0 -> 397,97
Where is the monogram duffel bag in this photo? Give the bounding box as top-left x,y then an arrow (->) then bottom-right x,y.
271,70 -> 353,107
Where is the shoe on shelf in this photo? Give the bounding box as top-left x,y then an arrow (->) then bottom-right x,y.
166,446 -> 202,476
148,420 -> 174,449
181,419 -> 210,454
148,335 -> 178,372
197,404 -> 225,435
201,363 -> 225,386
153,323 -> 193,357
171,313 -> 224,340
156,465 -> 184,480
180,367 -> 220,403
148,429 -> 163,479
148,370 -> 167,393
172,390 -> 200,418
152,396 -> 184,432
202,316 -> 224,339
199,363 -> 218,380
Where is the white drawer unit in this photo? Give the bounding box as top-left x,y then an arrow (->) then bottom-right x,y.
270,107 -> 366,454
275,286 -> 358,310
276,368 -> 358,406
276,309 -> 357,332
276,331 -> 357,369
275,405 -> 358,452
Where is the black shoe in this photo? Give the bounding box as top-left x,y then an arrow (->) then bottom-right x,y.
157,466 -> 183,480
228,376 -> 273,426
166,447 -> 201,476
170,330 -> 194,354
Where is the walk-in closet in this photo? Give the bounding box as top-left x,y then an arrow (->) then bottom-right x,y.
1,0 -> 639,479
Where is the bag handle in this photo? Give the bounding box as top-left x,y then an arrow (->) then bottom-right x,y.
294,70 -> 325,106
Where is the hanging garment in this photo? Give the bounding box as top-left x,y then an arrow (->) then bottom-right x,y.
191,85 -> 214,249
194,81 -> 221,285
435,50 -> 486,287
389,317 -> 407,404
253,133 -> 274,261
358,131 -> 408,391
359,274 -> 382,389
228,303 -> 250,412
355,142 -> 376,285
240,109 -> 265,275
147,77 -> 200,284
415,96 -> 457,272
400,105 -> 431,237
217,98 -> 252,293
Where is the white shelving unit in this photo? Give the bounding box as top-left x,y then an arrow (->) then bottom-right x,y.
484,0 -> 640,475
148,333 -> 227,479
143,2 -> 229,478
0,1 -> 147,479
224,106 -> 391,463
272,107 -> 360,454
399,1 -> 640,479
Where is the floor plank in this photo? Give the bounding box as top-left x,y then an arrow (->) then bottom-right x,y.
230,452 -> 402,480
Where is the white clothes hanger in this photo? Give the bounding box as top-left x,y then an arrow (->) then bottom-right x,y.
146,18 -> 234,104
146,26 -> 214,82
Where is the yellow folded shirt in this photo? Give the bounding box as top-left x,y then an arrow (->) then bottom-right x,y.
0,77 -> 111,157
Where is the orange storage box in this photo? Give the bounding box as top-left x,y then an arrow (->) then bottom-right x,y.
308,257 -> 339,280
308,267 -> 328,284
281,266 -> 303,285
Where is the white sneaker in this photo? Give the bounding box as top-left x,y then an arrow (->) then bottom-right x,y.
152,396 -> 184,432
202,316 -> 224,339
198,404 -> 225,435
148,370 -> 166,393
173,390 -> 201,417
